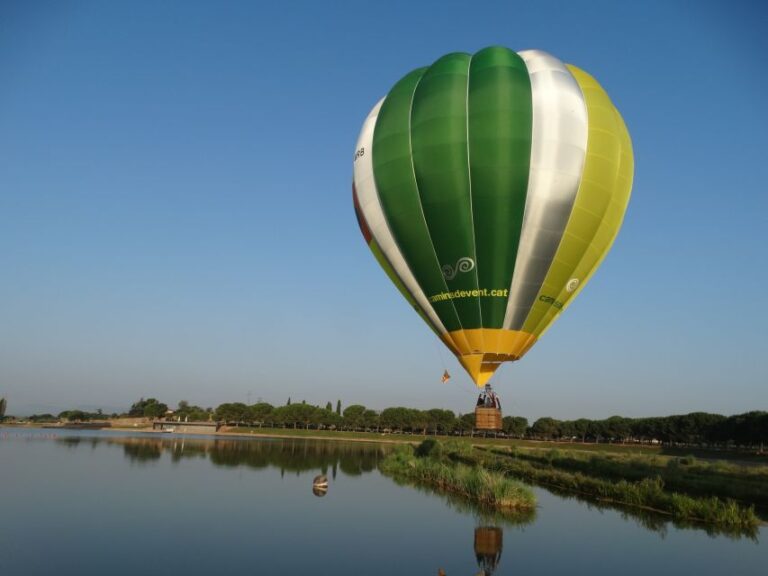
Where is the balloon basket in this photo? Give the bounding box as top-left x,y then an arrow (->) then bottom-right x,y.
475,407 -> 502,431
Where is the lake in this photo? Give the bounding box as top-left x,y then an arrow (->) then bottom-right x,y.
1,429 -> 764,575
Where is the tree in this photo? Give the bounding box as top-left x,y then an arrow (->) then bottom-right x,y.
282,403 -> 316,429
128,398 -> 147,417
426,408 -> 456,435
175,401 -> 209,422
363,409 -> 379,431
343,405 -> 367,430
603,416 -> 631,442
380,407 -> 413,432
317,408 -> 341,430
128,398 -> 168,419
531,417 -> 561,439
287,397 -> 291,406
411,409 -> 429,435
249,402 -> 274,426
572,418 -> 591,442
215,402 -> 250,423
59,409 -> 95,422
325,401 -> 332,412
0,397 -> 6,419
336,400 -> 342,416
456,413 -> 475,436
502,416 -> 528,437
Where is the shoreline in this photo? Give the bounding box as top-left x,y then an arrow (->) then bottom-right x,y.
4,422 -> 767,462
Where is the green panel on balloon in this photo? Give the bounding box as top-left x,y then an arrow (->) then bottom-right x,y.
372,68 -> 463,332
410,52 -> 481,329
467,46 -> 532,328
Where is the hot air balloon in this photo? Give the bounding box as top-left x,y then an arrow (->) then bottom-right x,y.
353,46 -> 633,391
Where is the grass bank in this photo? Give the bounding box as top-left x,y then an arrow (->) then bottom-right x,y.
380,439 -> 535,512
487,446 -> 768,508
467,448 -> 760,532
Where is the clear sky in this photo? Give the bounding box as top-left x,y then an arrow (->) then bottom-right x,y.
1,0 -> 766,420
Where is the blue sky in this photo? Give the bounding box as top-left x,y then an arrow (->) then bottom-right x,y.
1,0 -> 766,419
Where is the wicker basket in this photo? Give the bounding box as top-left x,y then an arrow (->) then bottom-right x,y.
475,407 -> 502,431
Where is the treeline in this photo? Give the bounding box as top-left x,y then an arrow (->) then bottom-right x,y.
8,396 -> 767,449
189,400 -> 767,448
527,412 -> 768,448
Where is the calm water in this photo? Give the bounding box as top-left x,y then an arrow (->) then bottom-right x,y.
1,429 -> 765,575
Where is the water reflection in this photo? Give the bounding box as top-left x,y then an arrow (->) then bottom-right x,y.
436,525 -> 506,576
312,484 -> 328,497
538,483 -> 759,541
474,526 -> 502,575
56,435 -> 386,478
50,433 -> 761,543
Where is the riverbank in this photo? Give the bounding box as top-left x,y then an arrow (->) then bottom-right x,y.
380,439 -> 759,532
466,446 -> 761,532
8,421 -> 768,463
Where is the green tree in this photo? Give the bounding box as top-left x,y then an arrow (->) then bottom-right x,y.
343,404 -> 367,430
336,400 -> 342,416
380,407 -> 413,432
603,415 -> 631,442
456,413 -> 475,436
282,403 -> 316,429
317,408 -> 341,429
426,408 -> 456,435
502,416 -> 528,437
175,401 -> 209,422
249,402 -> 274,426
531,417 -> 561,440
27,413 -> 57,423
144,399 -> 168,419
325,401 -> 332,412
215,402 -> 250,423
362,409 -> 379,431
410,409 -> 428,435
59,409 -> 95,422
0,397 -> 6,419
128,398 -> 168,419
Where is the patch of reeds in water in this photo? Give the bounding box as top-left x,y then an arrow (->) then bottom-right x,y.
495,447 -> 768,508
380,441 -> 535,512
471,449 -> 759,531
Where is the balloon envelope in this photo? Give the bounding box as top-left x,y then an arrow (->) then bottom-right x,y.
353,47 -> 633,386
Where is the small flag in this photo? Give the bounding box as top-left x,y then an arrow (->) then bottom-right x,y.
441,370 -> 451,383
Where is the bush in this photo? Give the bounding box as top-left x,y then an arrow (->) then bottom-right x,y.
415,438 -> 442,459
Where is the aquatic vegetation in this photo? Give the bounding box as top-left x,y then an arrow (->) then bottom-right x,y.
471,448 -> 760,531
380,442 -> 535,512
485,446 -> 768,508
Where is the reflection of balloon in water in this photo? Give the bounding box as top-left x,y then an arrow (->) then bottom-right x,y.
353,46 -> 633,386
312,474 -> 328,497
474,527 -> 503,575
313,474 -> 328,487
312,485 -> 328,497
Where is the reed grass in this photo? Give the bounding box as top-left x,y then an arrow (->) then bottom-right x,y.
380,442 -> 535,512
468,449 -> 759,530
491,446 -> 768,508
